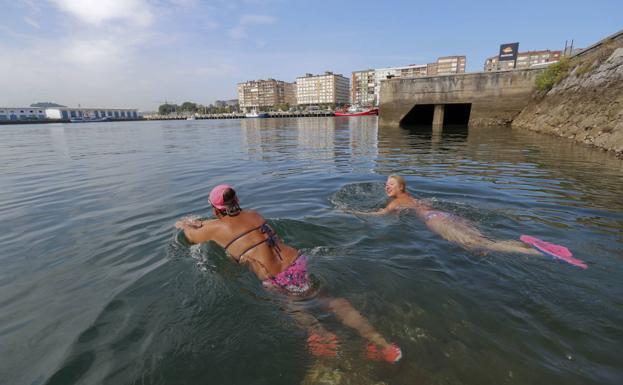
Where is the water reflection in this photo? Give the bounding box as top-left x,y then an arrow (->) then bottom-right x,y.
294,117 -> 336,158
346,117 -> 379,166
48,125 -> 69,158
240,117 -> 381,174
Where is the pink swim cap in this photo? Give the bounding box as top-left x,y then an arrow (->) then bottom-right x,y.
209,184 -> 237,210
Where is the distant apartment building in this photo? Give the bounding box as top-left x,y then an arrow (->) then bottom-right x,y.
351,69 -> 376,107
426,63 -> 438,76
351,56 -> 466,106
283,84 -> 296,106
432,56 -> 467,75
371,64 -> 428,107
296,71 -> 350,106
484,50 -> 562,71
400,64 -> 429,77
237,79 -> 296,112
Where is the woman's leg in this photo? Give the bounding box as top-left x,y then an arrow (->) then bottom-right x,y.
324,297 -> 389,348
283,299 -> 339,357
426,216 -> 541,256
426,215 -> 490,250
482,240 -> 542,255
285,296 -> 388,346
323,297 -> 402,362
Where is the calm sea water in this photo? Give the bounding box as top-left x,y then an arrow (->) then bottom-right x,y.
1,118 -> 622,385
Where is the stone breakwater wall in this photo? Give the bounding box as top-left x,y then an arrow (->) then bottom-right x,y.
512,31 -> 623,157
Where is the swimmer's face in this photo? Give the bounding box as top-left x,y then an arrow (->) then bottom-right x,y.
385,177 -> 401,197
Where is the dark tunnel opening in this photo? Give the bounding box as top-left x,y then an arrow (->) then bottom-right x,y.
443,103 -> 472,126
399,104 -> 435,127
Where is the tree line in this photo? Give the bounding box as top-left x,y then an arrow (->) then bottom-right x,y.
158,101 -> 240,115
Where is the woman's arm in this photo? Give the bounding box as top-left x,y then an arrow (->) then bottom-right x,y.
343,197 -> 405,216
343,207 -> 392,216
175,218 -> 215,244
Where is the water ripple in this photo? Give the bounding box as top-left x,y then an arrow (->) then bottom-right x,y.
0,120 -> 622,385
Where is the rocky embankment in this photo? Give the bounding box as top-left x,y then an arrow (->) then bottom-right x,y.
512,33 -> 623,158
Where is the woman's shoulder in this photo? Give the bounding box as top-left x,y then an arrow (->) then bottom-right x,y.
394,194 -> 419,206
239,209 -> 263,220
227,210 -> 266,227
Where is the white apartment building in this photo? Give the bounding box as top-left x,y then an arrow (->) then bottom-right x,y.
237,79 -> 296,112
296,72 -> 350,106
351,69 -> 376,107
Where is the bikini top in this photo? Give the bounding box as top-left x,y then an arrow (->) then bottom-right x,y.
223,222 -> 283,263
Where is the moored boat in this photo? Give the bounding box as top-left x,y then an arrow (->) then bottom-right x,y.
70,117 -> 112,123
245,110 -> 269,118
334,107 -> 379,117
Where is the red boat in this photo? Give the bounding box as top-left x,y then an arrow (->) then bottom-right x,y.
334,107 -> 379,117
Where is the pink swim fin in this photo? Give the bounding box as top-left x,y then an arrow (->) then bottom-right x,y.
520,235 -> 587,269
367,343 -> 403,363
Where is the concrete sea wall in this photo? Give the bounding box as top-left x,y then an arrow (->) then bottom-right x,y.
379,69 -> 543,127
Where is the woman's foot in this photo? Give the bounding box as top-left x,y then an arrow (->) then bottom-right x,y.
307,330 -> 339,357
366,343 -> 402,363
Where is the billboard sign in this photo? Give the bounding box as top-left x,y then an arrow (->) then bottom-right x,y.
499,42 -> 519,61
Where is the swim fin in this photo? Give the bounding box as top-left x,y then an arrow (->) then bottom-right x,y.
520,235 -> 587,269
366,343 -> 402,363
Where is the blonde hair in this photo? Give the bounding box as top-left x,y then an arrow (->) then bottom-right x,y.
388,174 -> 406,192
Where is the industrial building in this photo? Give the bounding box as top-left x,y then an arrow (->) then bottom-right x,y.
0,106 -> 139,121
0,107 -> 47,121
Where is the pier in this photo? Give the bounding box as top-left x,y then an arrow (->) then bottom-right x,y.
144,110 -> 335,120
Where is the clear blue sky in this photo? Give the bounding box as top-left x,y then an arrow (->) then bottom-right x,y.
1,0 -> 621,110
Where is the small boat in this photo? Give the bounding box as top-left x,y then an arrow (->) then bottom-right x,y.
245,110 -> 269,118
334,106 -> 379,117
186,116 -> 196,120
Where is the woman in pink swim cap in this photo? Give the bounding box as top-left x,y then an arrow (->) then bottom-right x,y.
176,184 -> 402,362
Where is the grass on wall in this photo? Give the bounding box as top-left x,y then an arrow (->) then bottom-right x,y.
535,58 -> 571,91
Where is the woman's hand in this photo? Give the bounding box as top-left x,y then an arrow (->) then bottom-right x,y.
175,217 -> 203,230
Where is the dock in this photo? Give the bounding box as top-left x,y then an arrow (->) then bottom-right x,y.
143,110 -> 335,120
